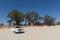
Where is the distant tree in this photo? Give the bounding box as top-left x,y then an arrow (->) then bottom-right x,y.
0,23 -> 4,26
38,16 -> 42,22
7,19 -> 12,26
24,18 -> 27,26
25,11 -> 40,25
7,10 -> 24,25
43,15 -> 55,26
56,22 -> 60,25
34,16 -> 43,26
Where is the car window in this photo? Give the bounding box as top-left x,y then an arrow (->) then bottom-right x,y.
15,27 -> 20,28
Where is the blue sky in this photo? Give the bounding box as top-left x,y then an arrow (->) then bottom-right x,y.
0,0 -> 60,25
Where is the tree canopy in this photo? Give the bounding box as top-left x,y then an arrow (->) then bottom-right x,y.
25,11 -> 40,25
7,10 -> 24,25
43,15 -> 55,26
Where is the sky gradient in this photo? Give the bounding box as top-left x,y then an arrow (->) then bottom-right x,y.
0,0 -> 60,25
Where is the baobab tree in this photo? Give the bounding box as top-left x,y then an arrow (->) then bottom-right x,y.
25,11 -> 40,26
7,10 -> 24,26
43,15 -> 55,26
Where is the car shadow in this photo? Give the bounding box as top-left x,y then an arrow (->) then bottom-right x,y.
14,32 -> 25,34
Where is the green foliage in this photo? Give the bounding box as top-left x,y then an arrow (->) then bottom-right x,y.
25,11 -> 40,25
44,15 -> 55,26
7,10 -> 56,26
0,23 -> 4,26
7,10 -> 24,25
7,10 -> 24,19
56,22 -> 60,25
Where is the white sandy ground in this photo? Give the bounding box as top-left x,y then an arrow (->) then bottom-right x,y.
0,26 -> 60,40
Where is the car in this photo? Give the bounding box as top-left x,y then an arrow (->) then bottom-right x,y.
11,25 -> 24,33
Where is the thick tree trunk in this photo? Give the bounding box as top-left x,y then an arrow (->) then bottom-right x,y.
9,22 -> 11,26
15,19 -> 20,26
28,22 -> 34,26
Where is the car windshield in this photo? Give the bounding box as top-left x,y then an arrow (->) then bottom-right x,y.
15,27 -> 20,28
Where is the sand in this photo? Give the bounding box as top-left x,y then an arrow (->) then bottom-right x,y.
0,25 -> 60,40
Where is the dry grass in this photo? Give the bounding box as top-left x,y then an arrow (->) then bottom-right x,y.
0,25 -> 60,29
0,27 -> 4,30
0,26 -> 7,30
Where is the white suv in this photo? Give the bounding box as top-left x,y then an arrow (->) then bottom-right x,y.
11,25 -> 24,33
